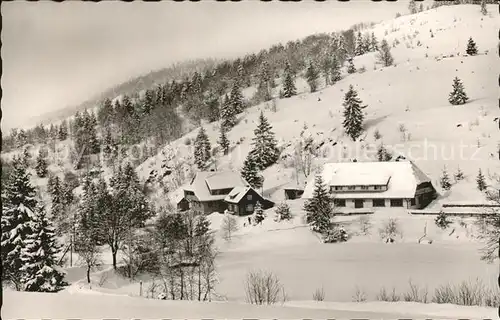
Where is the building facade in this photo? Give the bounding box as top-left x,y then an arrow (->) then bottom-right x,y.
302,161 -> 436,210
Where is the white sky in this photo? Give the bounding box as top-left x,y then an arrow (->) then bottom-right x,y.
1,0 -> 414,130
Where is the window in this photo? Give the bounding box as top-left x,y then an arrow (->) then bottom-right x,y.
361,186 -> 369,190
246,204 -> 254,212
390,199 -> 403,207
374,185 -> 381,190
335,186 -> 342,191
334,199 -> 346,207
372,199 -> 385,207
410,198 -> 416,206
247,194 -> 253,201
354,199 -> 364,208
348,186 -> 356,191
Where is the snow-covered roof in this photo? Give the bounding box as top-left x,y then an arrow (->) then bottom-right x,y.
184,170 -> 248,202
224,186 -> 253,204
302,161 -> 432,199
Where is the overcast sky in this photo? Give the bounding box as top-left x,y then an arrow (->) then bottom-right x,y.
1,1 -> 411,130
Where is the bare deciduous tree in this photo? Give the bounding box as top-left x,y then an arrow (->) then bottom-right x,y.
244,269 -> 284,305
221,214 -> 238,242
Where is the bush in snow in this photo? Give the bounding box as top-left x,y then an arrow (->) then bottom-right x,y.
312,287 -> 325,301
402,279 -> 429,303
274,202 -> 292,221
376,287 -> 401,302
373,129 -> 382,140
454,166 -> 465,181
352,286 -> 367,302
435,211 -> 452,230
323,224 -> 349,243
244,269 -> 285,305
378,218 -> 402,243
358,215 -> 373,235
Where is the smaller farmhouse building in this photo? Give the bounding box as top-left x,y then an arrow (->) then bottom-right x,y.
302,161 -> 436,209
225,186 -> 275,216
283,181 -> 305,200
182,170 -> 274,215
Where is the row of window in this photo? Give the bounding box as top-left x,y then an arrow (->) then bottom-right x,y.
333,198 -> 416,208
210,188 -> 234,195
331,185 -> 387,192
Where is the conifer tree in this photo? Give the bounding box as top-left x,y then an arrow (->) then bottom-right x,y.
377,39 -> 394,67
230,82 -> 244,114
454,166 -> 465,181
419,3 -> 424,12
205,93 -> 220,123
440,167 -> 452,190
409,0 -> 418,14
97,98 -> 114,127
480,0 -> 487,15
355,31 -> 365,56
240,154 -> 263,189
253,201 -> 265,225
303,174 -> 332,233
465,37 -> 478,55
217,125 -> 230,156
347,57 -> 356,74
330,55 -> 342,84
342,85 -> 367,141
321,56 -> 332,86
58,120 -> 68,141
20,206 -> 68,292
275,202 -> 292,221
305,61 -> 319,93
435,210 -> 451,229
476,168 -> 487,191
370,32 -> 379,51
248,111 -> 280,170
282,61 -> 297,98
377,143 -> 393,161
193,127 -> 212,170
220,93 -> 237,130
1,157 -> 37,290
448,77 -> 469,105
35,149 -> 49,178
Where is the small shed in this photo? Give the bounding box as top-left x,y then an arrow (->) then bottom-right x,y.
283,181 -> 305,200
224,186 -> 275,216
176,197 -> 190,212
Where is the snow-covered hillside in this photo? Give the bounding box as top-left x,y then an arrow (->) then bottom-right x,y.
138,4 -> 500,208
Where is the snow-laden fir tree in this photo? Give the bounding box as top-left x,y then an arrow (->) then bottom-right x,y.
305,61 -> 319,93
193,127 -> 212,170
205,92 -> 220,123
342,85 -> 367,141
454,166 -> 465,181
377,143 -> 393,161
480,0 -> 487,15
35,149 -> 48,178
465,37 -> 478,55
20,206 -> 68,292
282,61 -> 297,98
230,81 -> 244,114
355,31 -> 365,56
240,153 -> 263,190
275,202 -> 292,221
419,3 -> 424,12
217,125 -> 230,156
248,111 -> 280,170
220,93 -> 237,130
476,168 -> 487,191
254,201 -> 265,225
440,166 -> 452,191
58,120 -> 68,141
448,77 -> 469,105
303,174 -> 332,233
408,0 -> 418,14
256,61 -> 273,102
347,57 -> 356,74
377,39 -> 394,67
370,32 -> 379,51
1,157 -> 37,290
330,55 -> 342,84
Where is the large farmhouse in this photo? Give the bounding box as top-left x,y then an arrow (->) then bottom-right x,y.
302,161 -> 436,209
183,170 -> 273,215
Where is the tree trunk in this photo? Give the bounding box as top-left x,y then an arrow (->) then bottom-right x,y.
112,249 -> 117,270
87,266 -> 91,284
